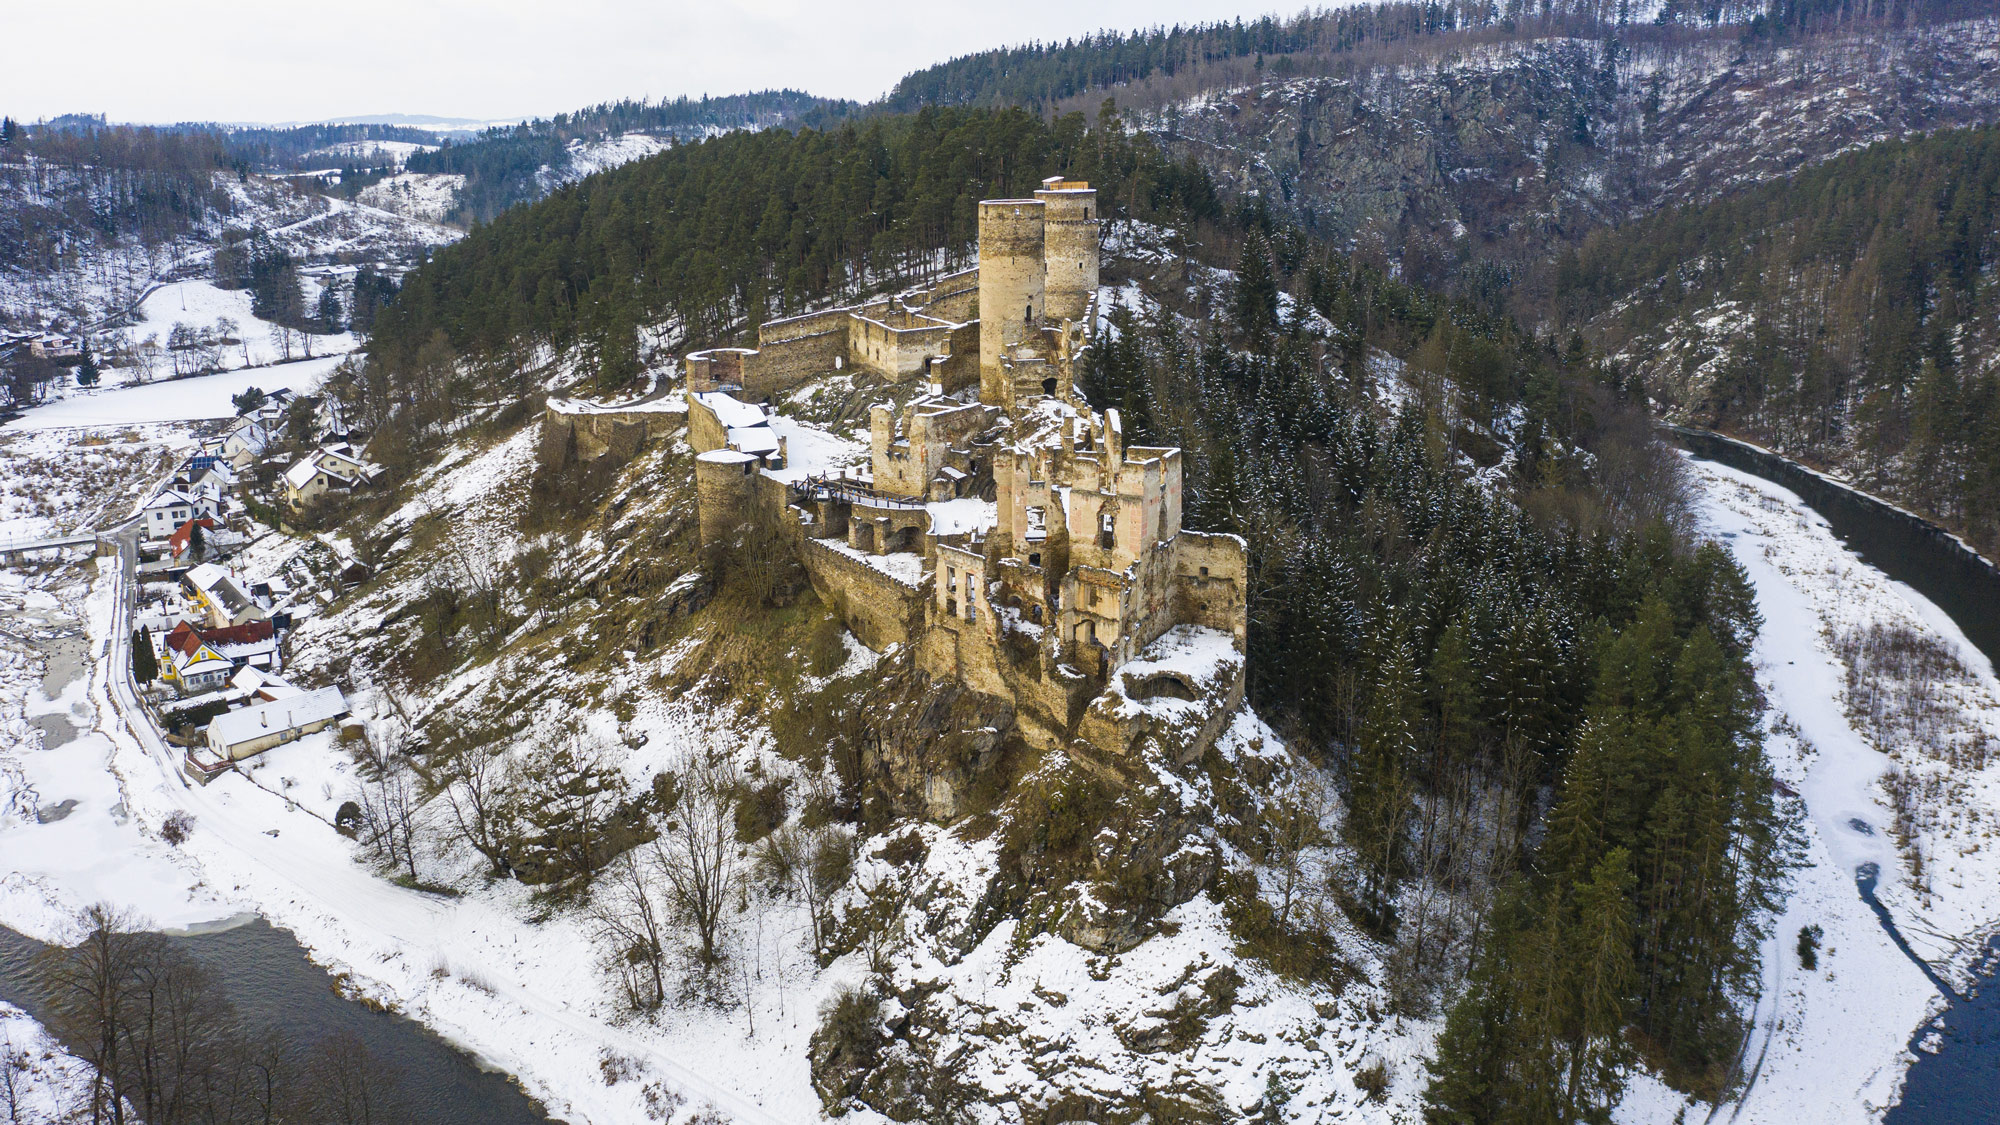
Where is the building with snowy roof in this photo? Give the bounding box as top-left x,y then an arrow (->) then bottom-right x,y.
203,686 -> 348,762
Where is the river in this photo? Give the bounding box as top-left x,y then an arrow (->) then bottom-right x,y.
0,916 -> 556,1124
1673,429 -> 2000,1124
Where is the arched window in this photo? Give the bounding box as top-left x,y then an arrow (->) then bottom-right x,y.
1099,507 -> 1115,550
1025,302 -> 1033,322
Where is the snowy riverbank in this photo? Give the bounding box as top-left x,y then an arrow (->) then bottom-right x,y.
1619,457 -> 2000,1123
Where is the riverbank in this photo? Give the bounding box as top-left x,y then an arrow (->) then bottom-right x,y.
1617,456 -> 2000,1124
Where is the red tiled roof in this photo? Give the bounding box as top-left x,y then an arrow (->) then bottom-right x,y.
162,618 -> 274,657
166,517 -> 216,559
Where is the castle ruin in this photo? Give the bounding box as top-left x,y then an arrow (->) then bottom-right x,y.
687,177 -> 1249,798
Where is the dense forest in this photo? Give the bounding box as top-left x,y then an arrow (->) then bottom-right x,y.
1561,123 -> 2000,554
1088,226 -> 1786,1113
365,103 -> 1218,438
838,0 -> 1988,119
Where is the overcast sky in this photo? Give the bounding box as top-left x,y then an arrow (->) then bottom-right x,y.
2,0 -> 1291,125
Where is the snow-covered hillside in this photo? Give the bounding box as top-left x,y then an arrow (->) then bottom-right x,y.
0,158 -> 458,336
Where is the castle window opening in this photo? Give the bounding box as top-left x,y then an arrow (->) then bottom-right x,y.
1030,604 -> 1042,624
1025,506 -> 1046,541
1099,508 -> 1114,549
1025,302 -> 1033,322
1028,552 -> 1042,568
1199,566 -> 1210,577
1042,377 -> 1057,396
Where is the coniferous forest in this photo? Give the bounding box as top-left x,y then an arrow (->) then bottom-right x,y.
1558,123 -> 2000,557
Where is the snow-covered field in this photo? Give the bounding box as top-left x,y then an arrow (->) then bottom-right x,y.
5,355 -> 344,431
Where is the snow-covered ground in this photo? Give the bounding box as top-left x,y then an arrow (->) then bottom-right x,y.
357,172 -> 467,223
0,999 -> 95,1123
5,355 -> 345,432
1620,457 -> 2000,1123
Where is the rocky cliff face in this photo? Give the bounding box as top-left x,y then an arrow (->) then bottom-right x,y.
1151,18 -> 2000,291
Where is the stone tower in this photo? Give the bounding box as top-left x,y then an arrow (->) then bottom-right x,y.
977,198 -> 1046,408
1036,178 -> 1099,324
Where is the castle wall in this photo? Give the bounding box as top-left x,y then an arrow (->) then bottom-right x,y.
1171,531 -> 1250,645
934,322 -> 982,395
687,394 -> 729,454
849,315 -> 952,382
743,329 -> 845,400
918,270 -> 980,323
539,400 -> 683,470
800,537 -> 923,651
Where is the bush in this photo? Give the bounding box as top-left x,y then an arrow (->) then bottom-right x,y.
160,810 -> 195,846
1797,924 -> 1824,971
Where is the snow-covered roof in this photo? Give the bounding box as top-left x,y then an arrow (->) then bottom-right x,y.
696,449 -> 759,464
692,390 -> 769,430
728,426 -> 781,455
283,457 -> 321,490
144,489 -> 193,510
207,686 -> 348,749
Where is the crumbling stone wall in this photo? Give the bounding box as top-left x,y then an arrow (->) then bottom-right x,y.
800,538 -> 924,651
539,401 -> 681,470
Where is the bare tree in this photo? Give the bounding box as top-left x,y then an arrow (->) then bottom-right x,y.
37,903 -> 144,1125
1262,766 -> 1333,930
354,724 -> 425,883
651,752 -> 743,967
590,849 -> 670,1011
437,743 -> 513,876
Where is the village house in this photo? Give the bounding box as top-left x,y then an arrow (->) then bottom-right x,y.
183,562 -> 269,629
141,487 -> 224,541
200,685 -> 349,764
282,446 -> 379,509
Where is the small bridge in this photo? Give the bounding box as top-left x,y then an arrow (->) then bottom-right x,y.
0,531 -> 113,564
793,474 -> 928,511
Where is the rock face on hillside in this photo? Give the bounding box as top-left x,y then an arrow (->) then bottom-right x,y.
1153,19 -> 2000,285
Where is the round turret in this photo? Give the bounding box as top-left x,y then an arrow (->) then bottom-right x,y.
1035,181 -> 1099,323
695,449 -> 761,547
977,199 -> 1046,408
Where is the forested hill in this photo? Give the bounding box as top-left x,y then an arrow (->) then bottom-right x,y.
1562,123 -> 2000,556
825,0 -> 1992,120
367,105 -> 1217,394
402,91 -> 841,222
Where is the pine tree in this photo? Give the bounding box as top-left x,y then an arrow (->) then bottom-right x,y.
1347,626 -> 1420,933
130,630 -> 157,684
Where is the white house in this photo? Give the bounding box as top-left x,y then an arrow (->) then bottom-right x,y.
282,447 -> 379,509
204,686 -> 348,762
141,489 -> 198,541
215,417 -> 272,469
